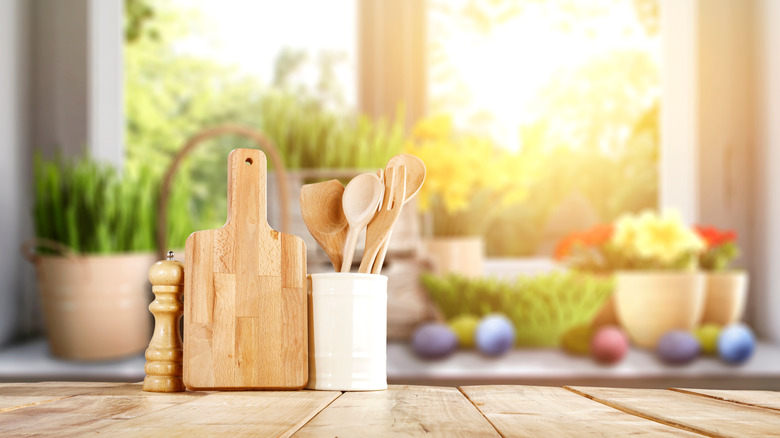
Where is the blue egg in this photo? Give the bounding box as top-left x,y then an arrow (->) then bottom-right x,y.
656,330 -> 700,365
475,315 -> 515,356
718,324 -> 755,364
412,323 -> 458,359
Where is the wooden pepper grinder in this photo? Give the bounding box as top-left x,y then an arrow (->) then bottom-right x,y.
143,251 -> 185,392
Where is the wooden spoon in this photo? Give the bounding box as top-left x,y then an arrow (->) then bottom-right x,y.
359,165 -> 407,273
371,154 -> 426,274
300,179 -> 349,271
340,173 -> 384,273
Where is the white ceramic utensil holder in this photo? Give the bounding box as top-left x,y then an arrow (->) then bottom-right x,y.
307,273 -> 388,391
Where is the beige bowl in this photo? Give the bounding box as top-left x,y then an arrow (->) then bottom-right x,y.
701,271 -> 748,326
614,271 -> 706,348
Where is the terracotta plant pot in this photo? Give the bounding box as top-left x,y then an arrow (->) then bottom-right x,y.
614,271 -> 706,348
33,253 -> 155,360
701,271 -> 748,326
421,237 -> 484,277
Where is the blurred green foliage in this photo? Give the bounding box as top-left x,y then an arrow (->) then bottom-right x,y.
429,0 -> 660,255
33,153 -> 157,254
124,2 -> 404,249
421,272 -> 614,346
124,0 -> 158,44
488,109 -> 658,256
122,0 -> 659,254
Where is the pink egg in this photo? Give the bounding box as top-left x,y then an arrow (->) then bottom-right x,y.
591,326 -> 629,365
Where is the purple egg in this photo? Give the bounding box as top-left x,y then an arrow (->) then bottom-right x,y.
657,330 -> 700,365
412,323 -> 458,359
475,315 -> 515,356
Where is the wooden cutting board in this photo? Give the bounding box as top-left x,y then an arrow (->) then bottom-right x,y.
183,149 -> 307,390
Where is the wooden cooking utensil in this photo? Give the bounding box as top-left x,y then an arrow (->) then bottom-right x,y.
300,180 -> 349,271
358,166 -> 406,274
184,149 -> 308,390
371,154 -> 426,274
340,173 -> 384,272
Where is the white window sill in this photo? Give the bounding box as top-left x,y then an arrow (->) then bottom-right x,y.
1,338 -> 779,390
386,342 -> 780,390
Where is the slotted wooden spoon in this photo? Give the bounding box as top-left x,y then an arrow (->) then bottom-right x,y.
300,179 -> 349,271
359,165 -> 406,274
371,154 -> 426,274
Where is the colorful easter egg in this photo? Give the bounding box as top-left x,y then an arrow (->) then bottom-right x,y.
449,315 -> 480,348
591,326 -> 629,365
718,324 -> 755,364
694,324 -> 721,355
562,324 -> 594,356
657,330 -> 700,365
412,323 -> 458,359
475,314 -> 515,356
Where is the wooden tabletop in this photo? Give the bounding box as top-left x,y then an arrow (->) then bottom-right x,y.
1,382 -> 779,437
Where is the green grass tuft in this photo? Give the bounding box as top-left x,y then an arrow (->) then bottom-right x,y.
421,271 -> 614,347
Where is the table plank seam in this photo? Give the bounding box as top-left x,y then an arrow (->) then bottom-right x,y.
457,387 -> 506,438
287,391 -> 344,437
669,388 -> 780,413
564,387 -> 718,438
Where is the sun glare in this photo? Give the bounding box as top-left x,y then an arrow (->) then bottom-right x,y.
170,0 -> 357,105
430,0 -> 659,150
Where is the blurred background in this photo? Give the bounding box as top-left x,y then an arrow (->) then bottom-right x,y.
1,0 -> 779,388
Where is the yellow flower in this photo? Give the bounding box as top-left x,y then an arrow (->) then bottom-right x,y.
405,115 -> 535,231
634,210 -> 704,264
412,114 -> 452,142
612,210 -> 705,267
611,212 -> 642,252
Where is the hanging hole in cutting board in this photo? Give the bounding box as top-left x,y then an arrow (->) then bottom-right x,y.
245,158 -> 253,165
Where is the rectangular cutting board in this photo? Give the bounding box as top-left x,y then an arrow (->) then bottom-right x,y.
183,148 -> 307,390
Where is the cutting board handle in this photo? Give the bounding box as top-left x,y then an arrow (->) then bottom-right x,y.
156,125 -> 291,259
225,148 -> 270,230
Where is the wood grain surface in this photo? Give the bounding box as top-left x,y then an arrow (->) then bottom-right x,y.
0,383 -> 207,437
569,386 -> 780,438
0,382 -> 121,412
92,390 -> 340,438
461,385 -> 702,437
295,385 -> 499,437
184,149 -> 307,390
3,383 -> 780,436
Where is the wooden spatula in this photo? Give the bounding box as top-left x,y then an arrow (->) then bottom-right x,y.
358,166 -> 406,273
300,179 -> 348,271
183,149 -> 308,390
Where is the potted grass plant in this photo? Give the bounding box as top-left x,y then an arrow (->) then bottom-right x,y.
555,210 -> 707,348
695,225 -> 747,325
406,115 -> 536,277
23,153 -> 166,361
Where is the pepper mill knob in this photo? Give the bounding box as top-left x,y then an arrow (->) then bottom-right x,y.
143,251 -> 185,392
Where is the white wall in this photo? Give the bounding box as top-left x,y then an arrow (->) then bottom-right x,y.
754,0 -> 780,343
29,0 -> 89,158
0,0 -> 124,345
0,0 -> 33,345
